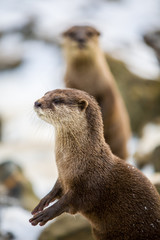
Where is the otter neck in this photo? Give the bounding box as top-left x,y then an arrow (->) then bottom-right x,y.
66,47 -> 100,69
55,127 -> 84,149
65,48 -> 115,95
54,122 -> 105,158
68,53 -> 95,69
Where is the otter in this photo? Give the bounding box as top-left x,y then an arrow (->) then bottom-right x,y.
30,89 -> 160,240
62,25 -> 131,160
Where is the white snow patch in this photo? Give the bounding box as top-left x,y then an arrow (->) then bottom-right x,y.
1,206 -> 42,240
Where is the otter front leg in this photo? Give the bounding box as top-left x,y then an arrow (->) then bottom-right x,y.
29,191 -> 75,226
31,179 -> 63,215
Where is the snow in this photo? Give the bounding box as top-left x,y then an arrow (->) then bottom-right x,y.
1,207 -> 42,240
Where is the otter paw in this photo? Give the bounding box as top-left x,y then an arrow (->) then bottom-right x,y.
29,210 -> 51,226
31,197 -> 50,215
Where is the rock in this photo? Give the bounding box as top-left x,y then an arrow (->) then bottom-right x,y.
32,29 -> 60,46
0,51 -> 23,70
38,214 -> 94,240
0,231 -> 14,240
151,145 -> 160,172
19,18 -> 35,38
143,30 -> 160,65
135,145 -> 160,172
0,161 -> 39,211
0,116 -> 2,141
106,55 -> 160,135
134,152 -> 150,169
0,17 -> 35,39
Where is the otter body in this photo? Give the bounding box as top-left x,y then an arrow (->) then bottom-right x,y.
62,26 -> 131,160
30,89 -> 160,240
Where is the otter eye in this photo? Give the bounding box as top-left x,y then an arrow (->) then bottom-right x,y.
52,98 -> 64,104
87,31 -> 94,37
69,31 -> 76,39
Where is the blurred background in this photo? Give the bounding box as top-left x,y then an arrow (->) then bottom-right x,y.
0,0 -> 160,239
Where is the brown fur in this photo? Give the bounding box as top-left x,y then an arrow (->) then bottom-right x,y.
62,25 -> 131,160
30,88 -> 160,240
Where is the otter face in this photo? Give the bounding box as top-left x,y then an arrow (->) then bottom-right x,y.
34,89 -> 88,128
62,26 -> 100,58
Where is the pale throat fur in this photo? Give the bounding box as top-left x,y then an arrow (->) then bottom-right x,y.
34,89 -> 107,191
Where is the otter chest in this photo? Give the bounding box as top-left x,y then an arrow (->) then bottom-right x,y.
56,153 -> 76,193
67,68 -> 106,96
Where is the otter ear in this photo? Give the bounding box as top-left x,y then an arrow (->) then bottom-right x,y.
78,99 -> 88,111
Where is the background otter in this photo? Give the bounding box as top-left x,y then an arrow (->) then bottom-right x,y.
62,25 -> 131,160
30,89 -> 160,240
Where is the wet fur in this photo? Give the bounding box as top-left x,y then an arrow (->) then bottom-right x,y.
30,89 -> 160,240
62,25 -> 131,159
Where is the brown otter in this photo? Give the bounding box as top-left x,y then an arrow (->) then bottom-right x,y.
62,25 -> 131,160
30,89 -> 160,240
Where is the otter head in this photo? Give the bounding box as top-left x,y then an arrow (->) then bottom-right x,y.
34,89 -> 89,131
62,25 -> 100,60
34,88 -> 104,143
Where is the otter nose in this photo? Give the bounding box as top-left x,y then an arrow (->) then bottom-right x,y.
77,37 -> 85,44
34,101 -> 42,108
